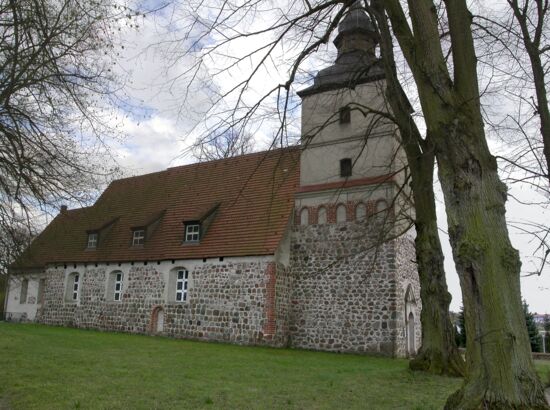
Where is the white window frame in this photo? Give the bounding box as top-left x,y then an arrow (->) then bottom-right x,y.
87,232 -> 98,248
114,272 -> 123,301
72,274 -> 80,301
175,269 -> 188,302
132,229 -> 145,246
185,224 -> 200,242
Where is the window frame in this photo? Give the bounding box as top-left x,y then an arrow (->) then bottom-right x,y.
87,232 -> 98,249
175,269 -> 189,302
72,273 -> 80,301
132,229 -> 146,246
114,272 -> 123,301
185,223 -> 200,242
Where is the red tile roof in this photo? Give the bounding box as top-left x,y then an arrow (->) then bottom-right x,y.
13,147 -> 300,269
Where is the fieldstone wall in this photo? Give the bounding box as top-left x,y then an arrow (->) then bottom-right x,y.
288,214 -> 419,357
394,235 -> 422,357
34,258 -> 289,347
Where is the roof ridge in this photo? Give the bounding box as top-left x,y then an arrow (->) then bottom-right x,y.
166,145 -> 300,172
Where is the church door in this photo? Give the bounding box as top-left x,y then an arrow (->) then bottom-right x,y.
407,312 -> 416,355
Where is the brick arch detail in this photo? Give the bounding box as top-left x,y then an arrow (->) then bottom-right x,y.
296,199 -> 384,225
149,305 -> 165,334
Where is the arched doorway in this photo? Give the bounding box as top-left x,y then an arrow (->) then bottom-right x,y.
149,306 -> 165,334
404,284 -> 417,356
408,312 -> 416,355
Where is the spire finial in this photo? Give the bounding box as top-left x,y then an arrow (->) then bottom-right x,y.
334,1 -> 377,59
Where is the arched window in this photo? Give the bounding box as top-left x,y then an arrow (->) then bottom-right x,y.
317,206 -> 327,225
167,267 -> 190,303
65,272 -> 81,302
336,204 -> 347,223
355,203 -> 367,221
106,270 -> 124,302
300,208 -> 309,226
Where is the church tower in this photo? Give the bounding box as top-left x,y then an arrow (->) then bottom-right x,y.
288,2 -> 421,357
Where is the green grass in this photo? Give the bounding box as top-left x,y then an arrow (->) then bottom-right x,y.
2,323 -> 544,410
536,360 -> 550,387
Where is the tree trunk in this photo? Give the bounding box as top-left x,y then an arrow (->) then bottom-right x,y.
382,0 -> 549,406
435,108 -> 548,409
371,0 -> 465,376
408,152 -> 465,377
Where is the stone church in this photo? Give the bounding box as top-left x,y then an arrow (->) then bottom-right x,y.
4,6 -> 421,357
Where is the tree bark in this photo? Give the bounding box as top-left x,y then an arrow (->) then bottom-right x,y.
372,2 -> 465,377
382,0 -> 548,407
408,152 -> 465,377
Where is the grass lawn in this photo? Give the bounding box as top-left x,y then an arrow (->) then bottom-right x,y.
0,323 -> 545,409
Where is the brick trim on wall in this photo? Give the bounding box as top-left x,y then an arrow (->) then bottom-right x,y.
148,305 -> 164,334
263,262 -> 277,340
297,199 -> 391,226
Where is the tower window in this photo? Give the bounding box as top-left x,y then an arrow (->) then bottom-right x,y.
340,158 -> 352,177
339,106 -> 351,124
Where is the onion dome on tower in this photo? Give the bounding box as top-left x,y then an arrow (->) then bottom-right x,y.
298,1 -> 384,97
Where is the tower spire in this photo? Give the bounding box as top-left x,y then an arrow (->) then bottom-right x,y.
333,1 -> 378,60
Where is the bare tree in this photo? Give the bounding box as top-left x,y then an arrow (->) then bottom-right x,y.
190,129 -> 255,161
0,0 -> 140,256
381,0 -> 547,407
370,2 -> 465,377
471,1 -> 550,279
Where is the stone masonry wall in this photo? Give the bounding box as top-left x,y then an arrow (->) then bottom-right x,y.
34,257 -> 289,347
289,215 -> 407,356
394,235 -> 422,357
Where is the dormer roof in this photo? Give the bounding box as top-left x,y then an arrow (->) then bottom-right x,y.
12,147 -> 300,269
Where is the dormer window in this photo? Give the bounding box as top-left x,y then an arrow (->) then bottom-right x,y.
185,224 -> 200,242
87,232 -> 98,248
339,106 -> 351,124
132,229 -> 145,246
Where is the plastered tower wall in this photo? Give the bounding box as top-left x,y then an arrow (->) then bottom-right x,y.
300,82 -> 400,187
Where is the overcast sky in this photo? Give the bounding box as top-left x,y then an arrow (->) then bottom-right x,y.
101,0 -> 550,314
